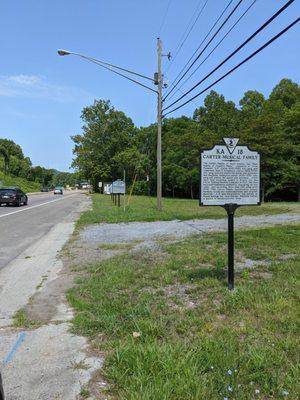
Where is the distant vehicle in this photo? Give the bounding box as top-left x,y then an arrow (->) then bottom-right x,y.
0,187 -> 28,207
54,186 -> 63,195
41,187 -> 49,192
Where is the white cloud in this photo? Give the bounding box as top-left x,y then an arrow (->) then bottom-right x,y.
8,74 -> 41,86
0,74 -> 92,102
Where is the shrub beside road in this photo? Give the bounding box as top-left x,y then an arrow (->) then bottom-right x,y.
0,172 -> 41,193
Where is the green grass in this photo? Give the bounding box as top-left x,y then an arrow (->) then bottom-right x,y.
77,194 -> 300,226
13,308 -> 42,329
68,224 -> 300,399
0,172 -> 41,193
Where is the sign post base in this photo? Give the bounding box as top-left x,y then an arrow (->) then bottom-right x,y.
223,204 -> 239,290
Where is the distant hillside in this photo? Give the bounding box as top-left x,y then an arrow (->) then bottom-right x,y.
0,172 -> 41,193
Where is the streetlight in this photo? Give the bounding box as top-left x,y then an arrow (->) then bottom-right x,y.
57,42 -> 164,210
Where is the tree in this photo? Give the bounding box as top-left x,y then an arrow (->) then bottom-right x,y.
193,91 -> 241,139
0,139 -> 24,160
52,171 -> 79,187
240,90 -> 265,121
71,79 -> 299,201
162,117 -> 200,198
112,147 -> 147,180
240,92 -> 299,199
281,102 -> 300,200
0,146 -> 9,174
0,138 -> 25,175
269,79 -> 300,109
72,100 -> 136,190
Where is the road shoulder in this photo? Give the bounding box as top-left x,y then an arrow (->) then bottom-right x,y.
0,195 -> 102,400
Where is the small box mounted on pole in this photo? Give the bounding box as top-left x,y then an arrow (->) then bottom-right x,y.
200,138 -> 261,289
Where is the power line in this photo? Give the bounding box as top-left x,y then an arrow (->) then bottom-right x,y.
164,0 -> 235,101
163,0 -> 295,111
158,0 -> 173,35
166,0 -> 210,73
164,0 -> 245,102
163,17 -> 300,117
164,0 -> 244,102
166,0 -> 257,102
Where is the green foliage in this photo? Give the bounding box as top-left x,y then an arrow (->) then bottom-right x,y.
269,78 -> 300,108
239,90 -> 265,120
72,79 -> 300,200
71,99 -> 137,190
240,81 -> 300,197
0,171 -> 41,192
0,136 -> 78,189
51,171 -> 80,187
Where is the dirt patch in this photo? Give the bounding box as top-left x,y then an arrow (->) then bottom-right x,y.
235,252 -> 297,272
142,283 -> 199,310
257,271 -> 273,280
23,234 -> 126,324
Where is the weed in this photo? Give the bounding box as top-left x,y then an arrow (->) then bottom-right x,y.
79,387 -> 90,398
13,309 -> 43,329
69,224 -> 300,399
70,360 -> 89,370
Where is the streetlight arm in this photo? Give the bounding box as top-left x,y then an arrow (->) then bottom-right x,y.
57,50 -> 154,82
86,57 -> 158,93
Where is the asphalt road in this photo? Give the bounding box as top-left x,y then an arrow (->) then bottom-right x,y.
0,191 -> 86,270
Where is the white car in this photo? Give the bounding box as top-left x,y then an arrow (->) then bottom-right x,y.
54,187 -> 63,195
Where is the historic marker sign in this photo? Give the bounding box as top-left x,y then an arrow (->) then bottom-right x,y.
200,138 -> 261,290
112,179 -> 126,194
200,138 -> 260,206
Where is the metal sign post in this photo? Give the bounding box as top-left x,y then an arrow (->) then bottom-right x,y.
223,203 -> 239,289
200,138 -> 260,290
112,179 -> 126,208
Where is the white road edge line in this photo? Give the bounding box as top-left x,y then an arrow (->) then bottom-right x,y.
0,194 -> 78,219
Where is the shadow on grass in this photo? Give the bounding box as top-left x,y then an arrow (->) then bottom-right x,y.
187,268 -> 225,281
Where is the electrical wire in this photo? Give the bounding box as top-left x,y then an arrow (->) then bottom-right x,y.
162,17 -> 300,117
163,0 -> 295,111
164,0 -> 235,101
158,0 -> 173,35
166,0 -> 257,102
166,0 -> 210,73
164,0 -> 245,102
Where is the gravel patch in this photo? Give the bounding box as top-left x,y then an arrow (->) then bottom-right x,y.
80,213 -> 300,245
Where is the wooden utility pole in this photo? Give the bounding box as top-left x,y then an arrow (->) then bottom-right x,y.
156,38 -> 162,211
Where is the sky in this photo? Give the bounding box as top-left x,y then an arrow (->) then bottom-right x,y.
0,0 -> 299,171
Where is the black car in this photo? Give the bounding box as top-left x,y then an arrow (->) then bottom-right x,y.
0,187 -> 28,207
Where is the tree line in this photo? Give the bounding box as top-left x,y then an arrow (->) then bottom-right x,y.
73,78 -> 299,201
0,138 -> 79,188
